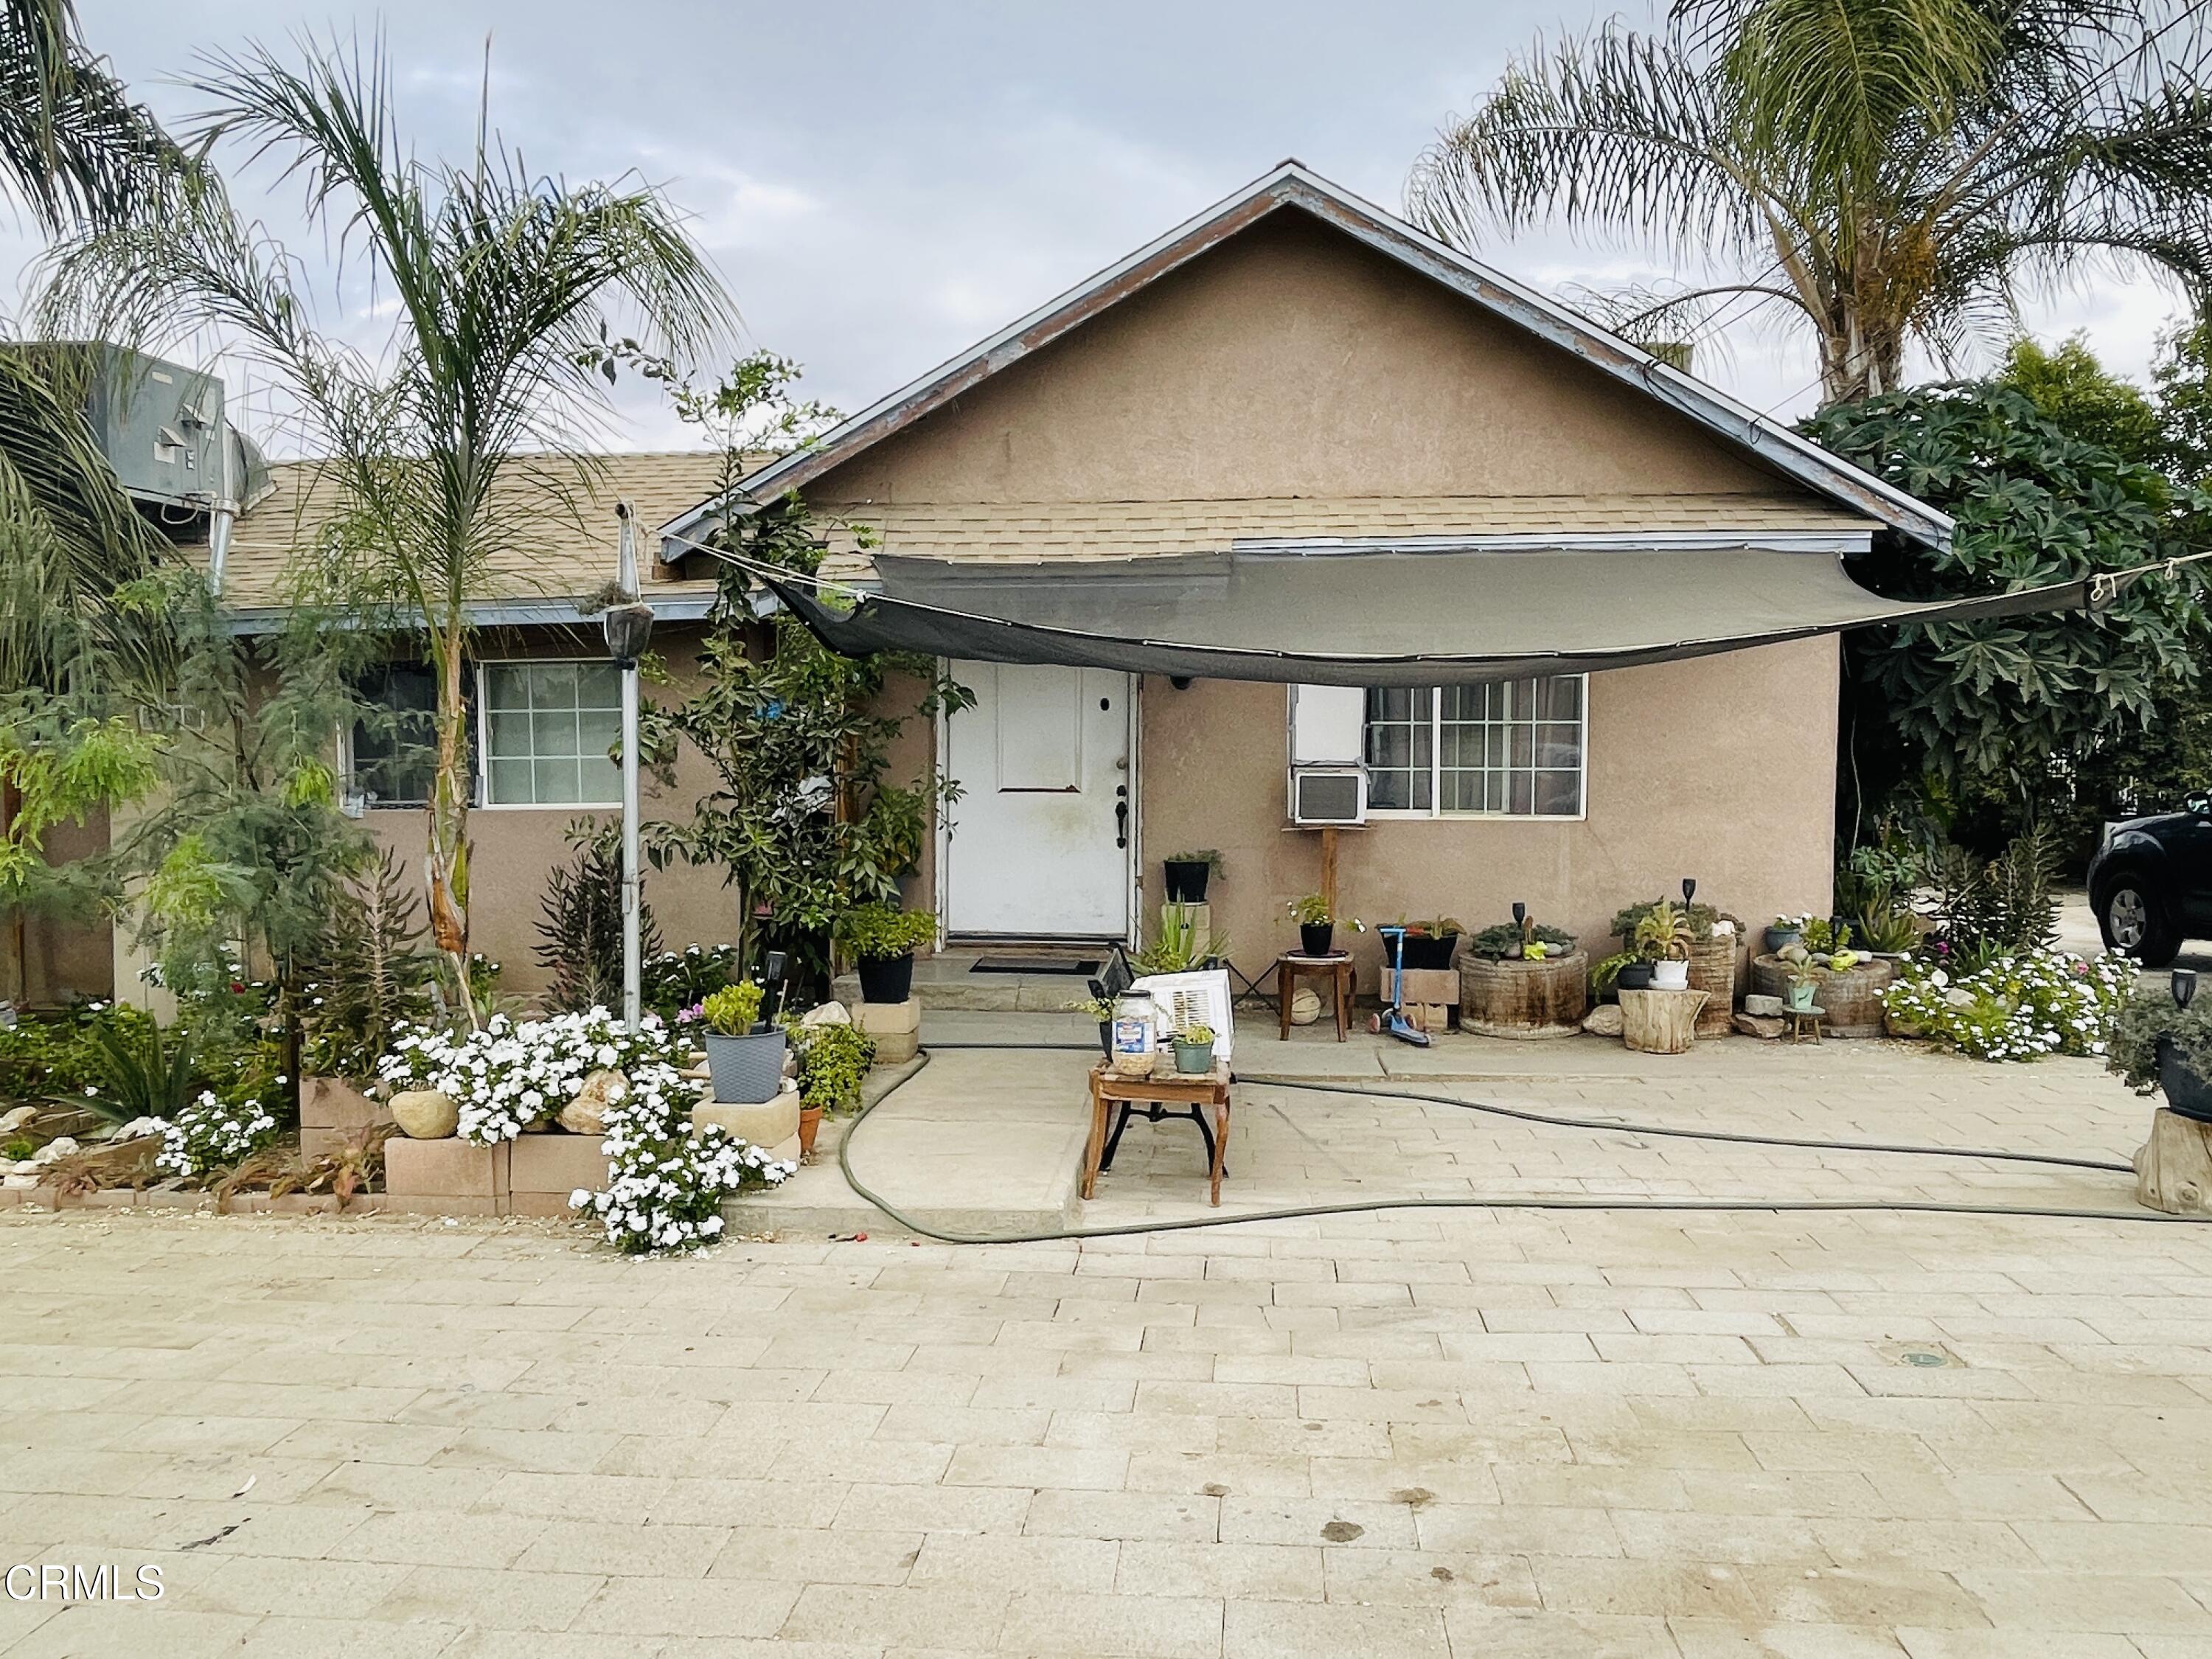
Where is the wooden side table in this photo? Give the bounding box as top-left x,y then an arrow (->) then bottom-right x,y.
1788,1004 -> 1826,1044
1086,1060 -> 1233,1206
1276,951 -> 1353,1041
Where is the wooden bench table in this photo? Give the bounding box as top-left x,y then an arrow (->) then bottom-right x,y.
1085,1060 -> 1233,1206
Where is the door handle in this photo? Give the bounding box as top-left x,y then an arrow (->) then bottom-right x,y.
1115,800 -> 1129,849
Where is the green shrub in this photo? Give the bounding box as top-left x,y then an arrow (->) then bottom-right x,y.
2107,984 -> 2212,1094
700,982 -> 765,1035
787,1019 -> 876,1112
836,902 -> 936,961
643,945 -> 744,1021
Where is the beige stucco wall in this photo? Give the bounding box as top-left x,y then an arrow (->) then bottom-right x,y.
1133,640 -> 1840,991
808,207 -> 1795,510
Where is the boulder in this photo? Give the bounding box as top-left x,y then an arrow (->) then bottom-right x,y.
32,1135 -> 79,1164
0,1104 -> 37,1135
559,1068 -> 627,1136
1732,1012 -> 1787,1040
390,1088 -> 460,1141
1742,994 -> 1784,1018
799,1001 -> 852,1028
1580,1004 -> 1624,1037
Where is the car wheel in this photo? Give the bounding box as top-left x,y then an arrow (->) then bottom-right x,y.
2099,880 -> 2180,967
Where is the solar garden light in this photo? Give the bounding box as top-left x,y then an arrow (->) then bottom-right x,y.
2176,969 -> 2198,1012
605,502 -> 655,1032
1512,901 -> 1527,928
1681,877 -> 1697,906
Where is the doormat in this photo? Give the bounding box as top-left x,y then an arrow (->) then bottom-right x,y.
970,957 -> 1102,976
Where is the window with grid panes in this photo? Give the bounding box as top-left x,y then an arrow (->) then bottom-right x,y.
1362,677 -> 1584,817
480,661 -> 622,807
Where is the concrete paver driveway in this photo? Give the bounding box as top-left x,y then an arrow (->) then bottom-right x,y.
7,1037 -> 2212,1657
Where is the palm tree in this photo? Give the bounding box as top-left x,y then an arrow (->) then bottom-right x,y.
1408,0 -> 2212,406
44,35 -> 734,1024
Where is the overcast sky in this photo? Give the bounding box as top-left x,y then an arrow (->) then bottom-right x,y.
15,1 -> 2193,453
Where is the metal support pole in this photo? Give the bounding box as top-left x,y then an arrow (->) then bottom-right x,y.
621,655 -> 641,1032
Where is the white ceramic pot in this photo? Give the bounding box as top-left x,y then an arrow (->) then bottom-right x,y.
1651,959 -> 1691,990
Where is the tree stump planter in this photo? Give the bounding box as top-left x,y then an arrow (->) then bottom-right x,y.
1686,935 -> 1739,1039
2135,1107 -> 2212,1214
1747,954 -> 1894,1038
1460,951 -> 1589,1038
1619,988 -> 1708,1054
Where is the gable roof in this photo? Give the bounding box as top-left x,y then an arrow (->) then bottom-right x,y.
658,161 -> 1951,558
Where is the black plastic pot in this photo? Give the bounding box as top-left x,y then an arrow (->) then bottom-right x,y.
856,951 -> 915,1005
1299,922 -> 1335,957
2160,1037 -> 2212,1123
1162,860 -> 1213,904
1097,1021 -> 1112,1055
1616,961 -> 1655,991
1399,933 -> 1460,971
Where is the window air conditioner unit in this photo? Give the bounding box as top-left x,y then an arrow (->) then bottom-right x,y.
1290,765 -> 1366,827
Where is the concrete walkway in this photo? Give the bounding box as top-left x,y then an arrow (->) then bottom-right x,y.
727,1014 -> 2152,1242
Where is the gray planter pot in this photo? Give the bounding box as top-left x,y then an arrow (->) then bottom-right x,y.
704,1029 -> 786,1105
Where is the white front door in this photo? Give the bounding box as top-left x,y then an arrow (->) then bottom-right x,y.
943,661 -> 1132,937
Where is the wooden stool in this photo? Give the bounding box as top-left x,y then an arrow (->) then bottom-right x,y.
1276,951 -> 1352,1041
1788,1005 -> 1825,1043
1085,1060 -> 1233,1206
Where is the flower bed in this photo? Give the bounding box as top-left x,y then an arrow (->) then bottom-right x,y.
1881,950 -> 2134,1062
379,1008 -> 686,1144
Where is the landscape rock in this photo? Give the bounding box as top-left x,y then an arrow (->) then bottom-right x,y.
799,1001 -> 851,1028
390,1089 -> 460,1141
1742,994 -> 1784,1018
3,1172 -> 38,1189
559,1068 -> 626,1136
33,1136 -> 79,1164
99,1116 -> 168,1142
0,1105 -> 37,1134
1580,1005 -> 1624,1037
1732,1012 -> 1787,1040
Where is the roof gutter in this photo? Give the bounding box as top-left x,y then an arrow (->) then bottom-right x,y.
214,592 -> 723,638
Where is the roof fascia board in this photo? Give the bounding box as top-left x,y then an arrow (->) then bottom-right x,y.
1233,528 -> 1875,557
661,161 -> 1950,552
217,593 -> 721,637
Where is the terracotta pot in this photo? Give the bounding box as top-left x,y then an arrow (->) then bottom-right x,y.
798,1105 -> 823,1156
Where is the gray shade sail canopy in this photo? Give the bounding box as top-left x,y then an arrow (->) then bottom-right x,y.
759,548 -> 2131,688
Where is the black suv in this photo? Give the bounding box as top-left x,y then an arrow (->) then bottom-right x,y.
2088,793 -> 2212,965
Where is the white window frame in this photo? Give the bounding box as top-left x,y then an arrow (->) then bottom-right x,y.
476,658 -> 624,811
1363,675 -> 1590,822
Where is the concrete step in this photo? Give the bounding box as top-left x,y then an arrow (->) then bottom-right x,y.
833,947 -> 1113,1015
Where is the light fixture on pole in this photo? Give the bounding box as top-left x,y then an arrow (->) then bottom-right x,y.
605,502 -> 654,1032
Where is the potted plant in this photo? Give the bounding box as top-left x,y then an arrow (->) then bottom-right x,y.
1635,900 -> 1694,990
699,982 -> 784,1104
1287,894 -> 1339,957
1394,918 -> 1464,972
2109,980 -> 2212,1121
788,1020 -> 876,1155
1133,905 -> 1231,975
1172,1020 -> 1217,1075
1161,849 -> 1222,905
1068,992 -> 1119,1055
1767,914 -> 1808,954
1467,919 -> 1578,961
1778,947 -> 1820,1012
838,902 -> 936,1005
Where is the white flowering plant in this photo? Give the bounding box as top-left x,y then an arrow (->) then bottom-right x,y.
571,1055 -> 796,1254
156,1087 -> 280,1178
1881,949 -> 2135,1063
378,1007 -> 684,1144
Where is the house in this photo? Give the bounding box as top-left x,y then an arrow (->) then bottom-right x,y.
16,161 -> 1959,1009
654,162 -> 1952,979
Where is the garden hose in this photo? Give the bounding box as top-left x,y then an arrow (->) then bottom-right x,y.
833,1045 -> 2211,1245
